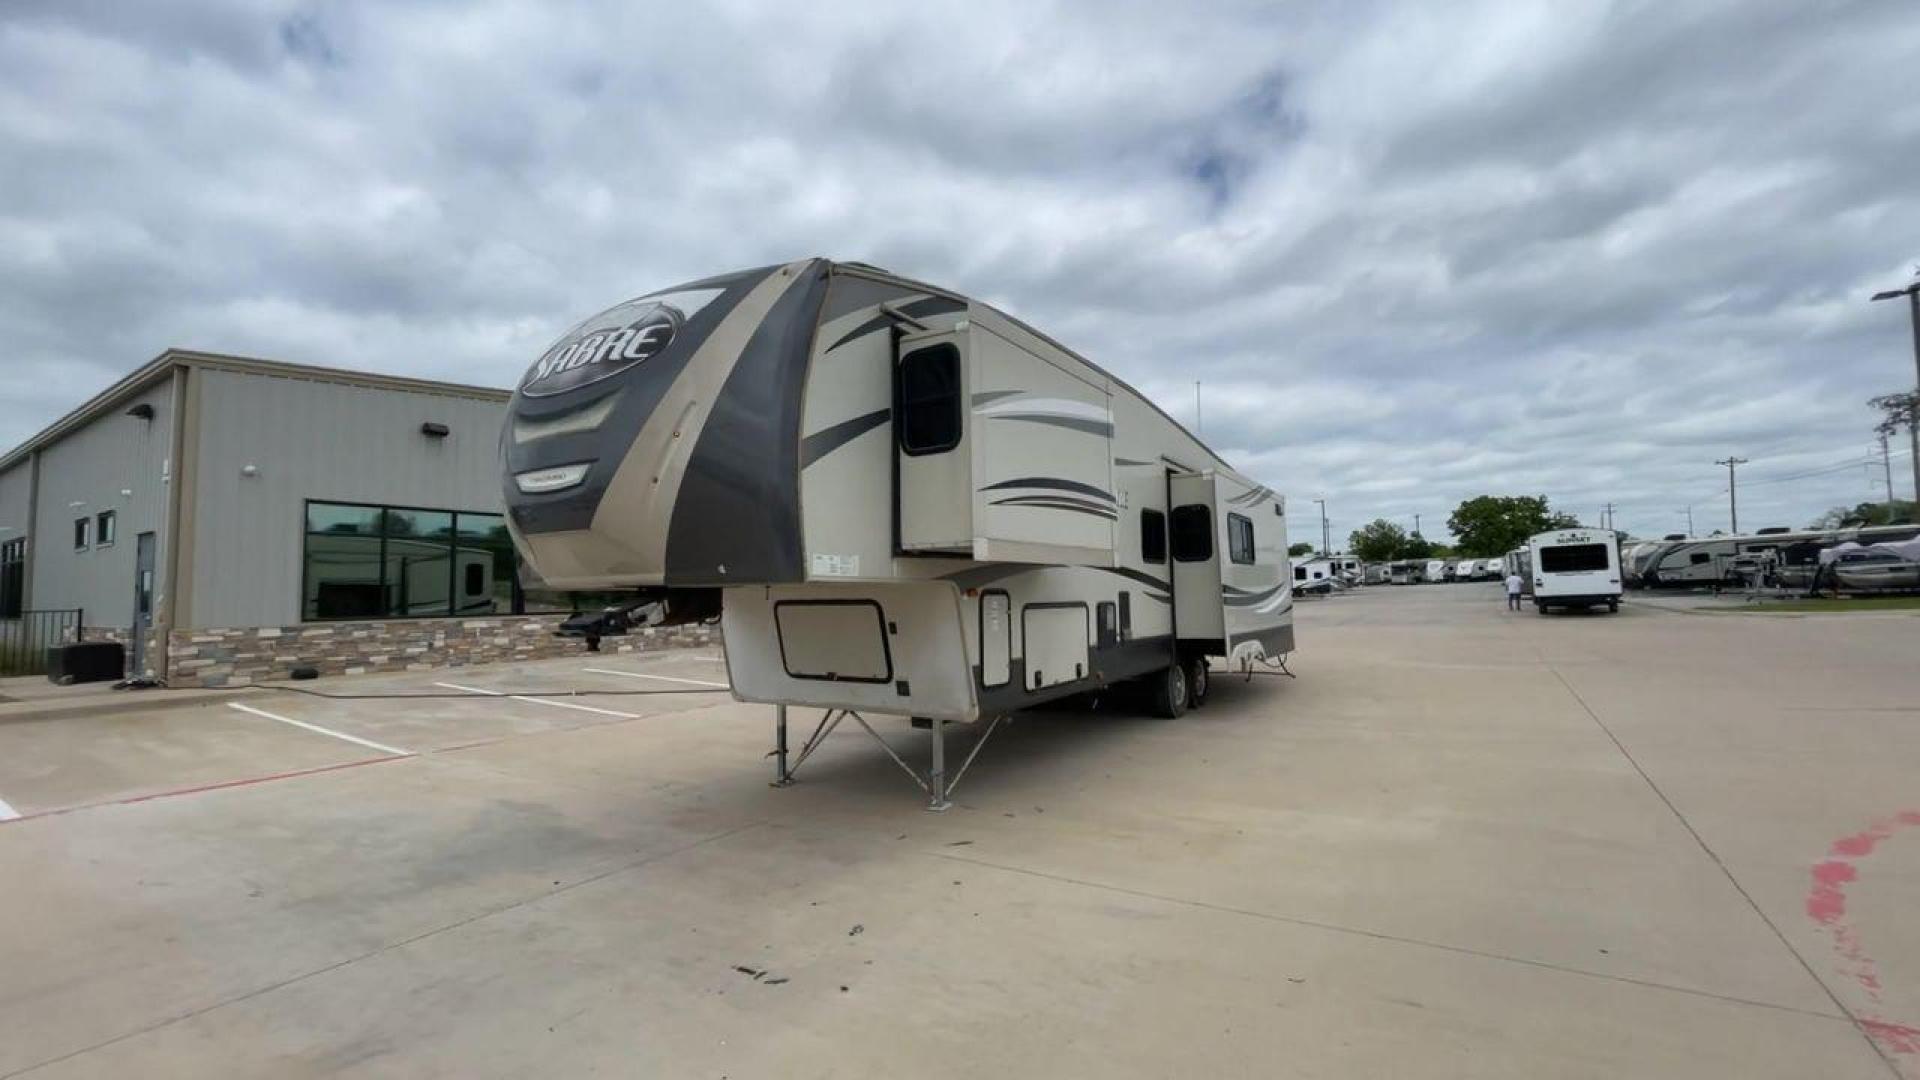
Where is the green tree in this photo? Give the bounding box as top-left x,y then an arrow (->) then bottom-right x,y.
1809,500 -> 1917,529
1403,531 -> 1435,559
1346,519 -> 1409,562
1288,542 -> 1315,558
1446,495 -> 1579,557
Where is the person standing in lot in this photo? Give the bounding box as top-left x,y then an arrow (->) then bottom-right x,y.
1504,569 -> 1525,611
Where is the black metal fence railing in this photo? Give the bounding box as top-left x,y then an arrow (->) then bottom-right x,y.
0,609 -> 83,677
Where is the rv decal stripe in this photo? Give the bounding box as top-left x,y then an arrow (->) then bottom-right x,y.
986,414 -> 1115,438
977,396 -> 1110,422
1097,566 -> 1172,591
1223,584 -> 1287,607
1114,457 -> 1154,467
823,296 -> 966,354
972,390 -> 1023,406
986,495 -> 1118,520
1144,592 -> 1172,605
980,477 -> 1114,502
800,408 -> 890,468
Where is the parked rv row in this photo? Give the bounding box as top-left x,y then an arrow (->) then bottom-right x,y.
1292,555 -> 1507,594
1621,524 -> 1920,595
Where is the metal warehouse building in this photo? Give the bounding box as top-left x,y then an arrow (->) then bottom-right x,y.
0,350 -> 706,686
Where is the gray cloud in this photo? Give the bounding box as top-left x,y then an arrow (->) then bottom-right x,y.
2,0 -> 1917,543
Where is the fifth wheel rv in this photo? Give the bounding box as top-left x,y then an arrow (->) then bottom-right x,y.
500,258 -> 1294,807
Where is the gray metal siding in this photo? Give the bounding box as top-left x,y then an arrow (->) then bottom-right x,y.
188,368 -> 508,629
28,381 -> 174,625
0,462 -> 30,543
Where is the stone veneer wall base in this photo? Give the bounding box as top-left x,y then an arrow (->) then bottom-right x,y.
166,616 -> 721,687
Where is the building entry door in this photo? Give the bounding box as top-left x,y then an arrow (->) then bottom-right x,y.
131,532 -> 156,676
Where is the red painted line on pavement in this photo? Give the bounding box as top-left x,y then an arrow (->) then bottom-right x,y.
0,753 -> 413,826
1806,811 -> 1920,1064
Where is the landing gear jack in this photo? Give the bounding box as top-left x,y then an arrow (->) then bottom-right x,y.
771,704 -> 1008,811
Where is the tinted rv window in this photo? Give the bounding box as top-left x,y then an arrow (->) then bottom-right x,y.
1140,509 -> 1167,564
897,343 -> 962,455
1689,552 -> 1712,565
1539,544 -> 1610,573
1228,513 -> 1255,564
1171,505 -> 1212,562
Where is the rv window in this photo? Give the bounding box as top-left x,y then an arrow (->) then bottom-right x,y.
1539,544 -> 1610,573
1294,565 -> 1306,582
1689,552 -> 1712,565
1171,505 -> 1212,562
1228,513 -> 1255,564
1140,509 -> 1167,564
897,343 -> 962,455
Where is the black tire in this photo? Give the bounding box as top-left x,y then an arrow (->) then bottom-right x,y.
1535,603 -> 1548,615
1184,657 -> 1210,707
1608,600 -> 1619,613
1149,662 -> 1189,719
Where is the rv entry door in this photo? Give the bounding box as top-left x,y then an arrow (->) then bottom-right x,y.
1168,472 -> 1224,646
895,327 -> 972,554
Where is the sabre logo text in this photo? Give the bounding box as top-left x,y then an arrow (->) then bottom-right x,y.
521,304 -> 682,396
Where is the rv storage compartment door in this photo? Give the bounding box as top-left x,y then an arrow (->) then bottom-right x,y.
969,325 -> 1115,566
897,329 -> 973,554
1169,472 -> 1225,643
1022,603 -> 1090,691
774,600 -> 891,682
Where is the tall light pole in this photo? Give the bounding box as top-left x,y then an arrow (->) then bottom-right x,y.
1871,278 -> 1920,505
1313,498 -> 1329,555
1194,381 -> 1203,435
1715,457 -> 1748,534
1683,506 -> 1695,536
1413,512 -> 1422,537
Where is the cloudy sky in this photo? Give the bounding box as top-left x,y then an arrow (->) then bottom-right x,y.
4,0 -> 1918,543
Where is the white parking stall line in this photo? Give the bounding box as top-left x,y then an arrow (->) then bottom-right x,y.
0,796 -> 20,821
433,682 -> 640,720
582,667 -> 731,689
227,702 -> 412,758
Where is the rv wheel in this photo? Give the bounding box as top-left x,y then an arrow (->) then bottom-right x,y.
1150,663 -> 1189,719
1184,657 -> 1210,707
1608,600 -> 1619,613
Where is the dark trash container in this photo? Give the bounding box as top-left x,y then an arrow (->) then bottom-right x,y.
46,641 -> 125,685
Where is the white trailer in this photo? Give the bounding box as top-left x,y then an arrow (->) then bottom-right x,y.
1527,528 -> 1622,613
501,258 -> 1294,807
1424,559 -> 1449,583
1453,559 -> 1478,582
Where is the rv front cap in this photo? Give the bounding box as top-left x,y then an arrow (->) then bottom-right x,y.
520,299 -> 685,397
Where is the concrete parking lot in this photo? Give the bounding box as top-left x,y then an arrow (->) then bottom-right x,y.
1,585 -> 1917,1078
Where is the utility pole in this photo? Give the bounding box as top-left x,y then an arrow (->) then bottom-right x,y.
1879,433 -> 1895,503
1413,512 -> 1422,537
1194,381 -> 1203,435
1715,457 -> 1748,534
1870,276 -> 1920,506
1313,498 -> 1329,556
1601,503 -> 1615,531
1684,506 -> 1695,536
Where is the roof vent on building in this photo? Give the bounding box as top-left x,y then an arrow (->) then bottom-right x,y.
420,422 -> 450,438
126,403 -> 155,420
